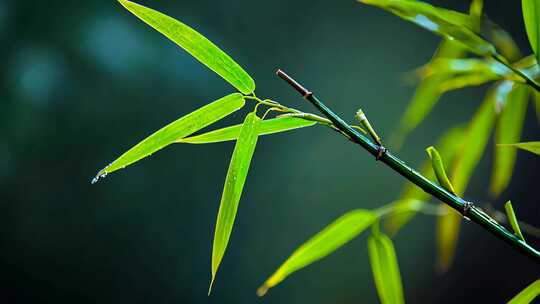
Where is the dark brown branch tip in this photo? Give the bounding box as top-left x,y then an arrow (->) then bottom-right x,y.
276,69 -> 312,98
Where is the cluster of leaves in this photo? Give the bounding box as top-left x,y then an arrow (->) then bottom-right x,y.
95,0 -> 540,303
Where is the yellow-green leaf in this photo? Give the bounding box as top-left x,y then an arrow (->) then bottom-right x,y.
386,126 -> 464,235
452,83 -> 500,194
210,112 -> 260,293
535,91 -> 540,123
368,232 -> 405,304
522,0 -> 540,62
177,116 -> 316,144
490,84 -> 529,197
435,83 -> 499,271
504,201 -> 525,242
257,209 -> 376,296
94,93 -> 245,180
435,206 -> 460,273
358,0 -> 496,56
118,0 -> 255,94
508,279 -> 540,304
399,40 -> 465,136
498,141 -> 540,156
426,146 -> 456,194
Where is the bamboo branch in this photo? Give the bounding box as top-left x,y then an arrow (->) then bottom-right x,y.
276,69 -> 540,264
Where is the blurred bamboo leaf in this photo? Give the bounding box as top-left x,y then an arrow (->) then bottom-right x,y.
399,40 -> 465,137
177,117 -> 316,144
435,206 -> 460,273
498,141 -> 540,156
504,201 -> 525,242
257,209 -> 376,296
95,93 -> 245,180
368,232 -> 405,304
436,83 -> 499,271
210,112 -> 261,293
522,0 -> 540,62
490,84 -> 529,197
508,279 -> 540,304
358,0 -> 497,56
386,126 -> 464,235
118,0 -> 255,94
481,18 -> 522,61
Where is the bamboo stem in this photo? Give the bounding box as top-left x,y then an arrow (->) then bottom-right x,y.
276,69 -> 540,264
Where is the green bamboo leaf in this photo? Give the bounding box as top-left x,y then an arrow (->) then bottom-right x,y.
358,0 -> 497,56
490,84 -> 529,197
522,0 -> 540,62
94,93 -> 245,181
210,112 -> 261,293
257,209 -> 377,296
435,83 -> 499,272
386,126 -> 464,235
400,40 -> 465,136
435,206 -> 460,273
368,232 -> 405,304
504,201 -> 525,242
498,141 -> 540,156
426,146 -> 456,194
177,116 -> 316,144
452,82 -> 500,194
118,0 -> 255,94
508,279 -> 540,304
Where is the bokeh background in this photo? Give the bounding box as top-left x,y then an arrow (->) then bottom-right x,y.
1,0 -> 539,303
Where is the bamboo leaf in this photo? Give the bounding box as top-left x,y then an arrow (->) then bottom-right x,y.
400,40 -> 465,136
177,116 -> 316,144
435,206 -> 460,273
522,0 -> 540,62
426,146 -> 456,194
535,91 -> 540,123
504,201 -> 525,242
257,209 -> 376,296
498,141 -> 540,156
94,93 -> 245,180
118,0 -> 255,94
368,232 -> 405,304
210,112 -> 261,293
490,84 -> 529,197
386,126 -> 464,235
358,0 -> 497,56
436,82 -> 499,272
508,279 -> 540,304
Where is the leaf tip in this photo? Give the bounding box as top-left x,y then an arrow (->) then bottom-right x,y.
91,169 -> 108,184
256,283 -> 269,297
208,275 -> 216,296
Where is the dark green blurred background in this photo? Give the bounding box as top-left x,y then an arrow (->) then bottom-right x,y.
1,0 -> 539,303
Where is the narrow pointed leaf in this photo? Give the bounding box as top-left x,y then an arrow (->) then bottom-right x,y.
177,117 -> 316,144
118,0 -> 255,94
386,126 -> 464,235
435,206 -> 460,273
400,40 -> 465,136
257,209 -> 376,296
426,146 -> 456,194
522,0 -> 540,62
535,91 -> 540,123
358,0 -> 497,56
436,82 -> 499,271
368,233 -> 405,304
504,201 -> 525,242
95,93 -> 245,179
498,141 -> 540,156
210,112 -> 261,292
490,84 -> 529,197
508,279 -> 540,304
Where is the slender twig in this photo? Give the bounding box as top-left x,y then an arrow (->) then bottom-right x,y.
492,54 -> 540,92
276,69 -> 540,264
